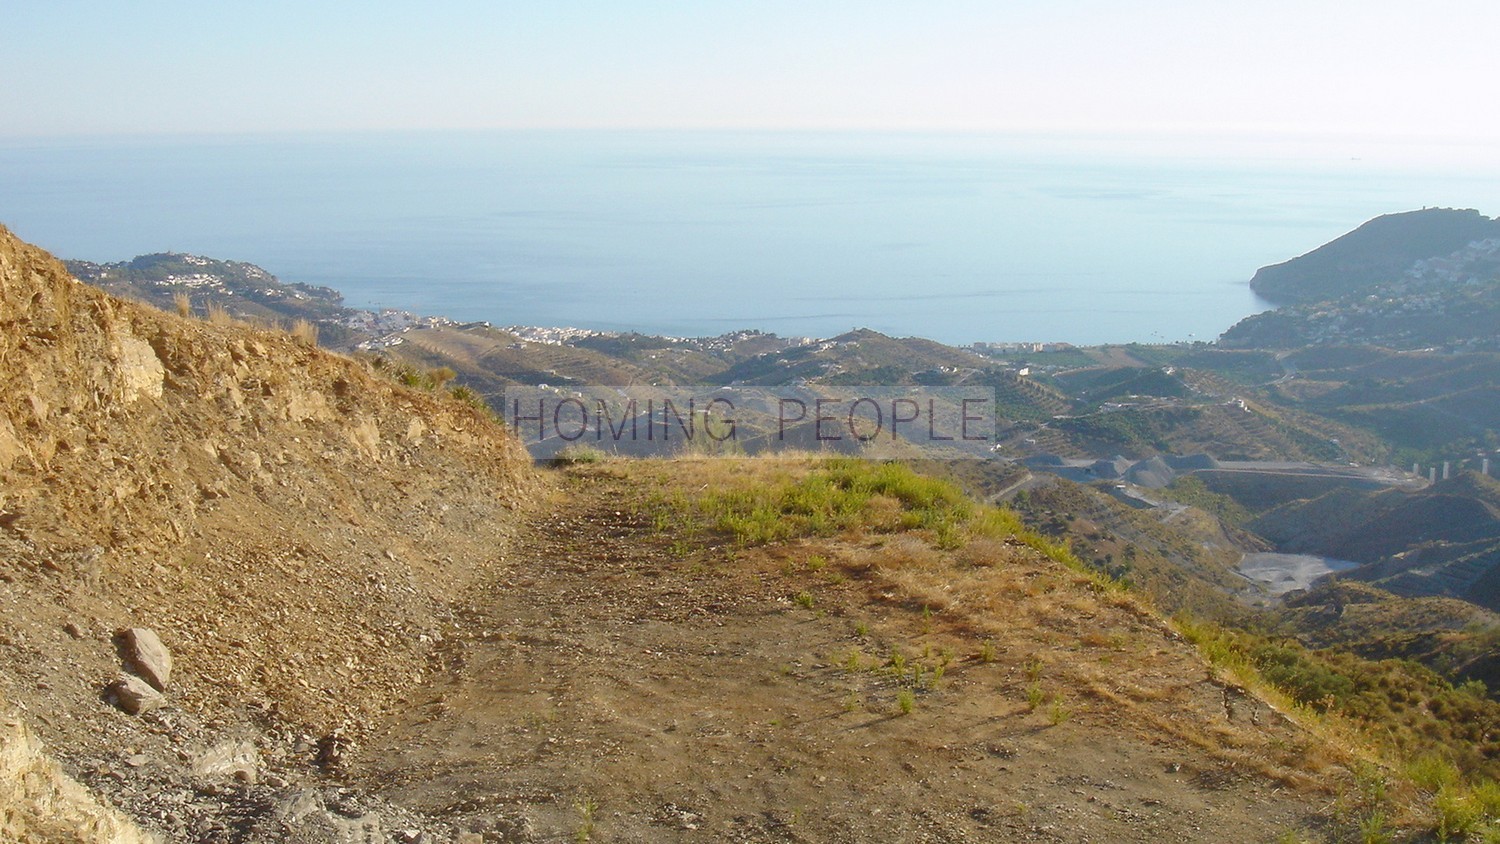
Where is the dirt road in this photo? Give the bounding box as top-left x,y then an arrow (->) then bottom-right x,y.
353,463 -> 1337,843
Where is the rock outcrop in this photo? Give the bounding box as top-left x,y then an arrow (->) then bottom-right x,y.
0,692 -> 158,844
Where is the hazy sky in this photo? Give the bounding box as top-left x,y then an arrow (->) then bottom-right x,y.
4,1 -> 1498,148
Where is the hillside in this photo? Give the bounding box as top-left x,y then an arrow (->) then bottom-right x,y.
1264,347 -> 1500,459
1000,478 -> 1257,621
1247,207 -> 1500,305
0,225 -> 537,840
1225,210 -> 1500,351
1270,580 -> 1500,692
66,253 -> 367,348
710,328 -> 986,385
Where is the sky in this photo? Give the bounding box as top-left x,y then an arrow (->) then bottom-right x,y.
3,1 -> 1498,154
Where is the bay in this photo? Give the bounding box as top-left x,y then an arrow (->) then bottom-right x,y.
2,129 -> 1497,345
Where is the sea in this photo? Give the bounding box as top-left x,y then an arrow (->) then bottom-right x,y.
2,129 -> 1498,346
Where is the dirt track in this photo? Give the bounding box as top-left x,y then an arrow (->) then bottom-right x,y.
353,463 -> 1337,843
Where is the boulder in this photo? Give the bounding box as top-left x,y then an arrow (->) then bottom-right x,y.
108,675 -> 165,716
191,740 -> 260,783
118,627 -> 172,691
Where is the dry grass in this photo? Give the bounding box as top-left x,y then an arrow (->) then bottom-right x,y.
952,536 -> 1023,568
205,301 -> 233,325
626,456 -> 1467,809
173,291 -> 192,318
584,457 -> 1500,838
289,318 -> 318,345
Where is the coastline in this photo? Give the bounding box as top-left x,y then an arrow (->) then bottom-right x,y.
11,129 -> 1490,346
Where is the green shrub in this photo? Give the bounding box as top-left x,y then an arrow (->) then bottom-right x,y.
1474,779 -> 1500,817
1358,810 -> 1391,844
1410,755 -> 1462,793
1252,641 -> 1356,709
697,459 -> 980,545
1436,786 -> 1482,841
448,383 -> 488,410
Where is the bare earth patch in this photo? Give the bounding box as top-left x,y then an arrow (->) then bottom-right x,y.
353,462 -> 1340,842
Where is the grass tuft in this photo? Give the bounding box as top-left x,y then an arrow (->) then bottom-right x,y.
289,317 -> 319,345
1026,683 -> 1045,711
896,688 -> 915,715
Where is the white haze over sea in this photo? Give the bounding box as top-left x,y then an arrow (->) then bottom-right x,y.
2,130 -> 1498,346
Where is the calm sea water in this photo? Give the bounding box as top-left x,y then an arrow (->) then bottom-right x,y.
2,130 -> 1498,346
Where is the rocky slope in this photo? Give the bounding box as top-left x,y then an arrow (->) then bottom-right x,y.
0,224 -> 535,840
